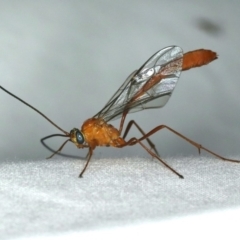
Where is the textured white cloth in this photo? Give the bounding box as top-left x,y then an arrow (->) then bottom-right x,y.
1,157 -> 240,239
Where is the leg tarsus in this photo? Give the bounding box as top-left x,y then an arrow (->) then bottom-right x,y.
198,145 -> 201,155
79,148 -> 93,178
119,137 -> 184,179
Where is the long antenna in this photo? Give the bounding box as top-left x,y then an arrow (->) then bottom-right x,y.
0,86 -> 69,135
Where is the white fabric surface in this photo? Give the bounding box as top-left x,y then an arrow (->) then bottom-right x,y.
1,156 -> 240,239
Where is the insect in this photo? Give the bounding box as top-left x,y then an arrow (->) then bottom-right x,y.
1,46 -> 239,178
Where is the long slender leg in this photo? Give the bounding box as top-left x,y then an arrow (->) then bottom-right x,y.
122,120 -> 160,156
119,137 -> 184,178
79,148 -> 93,178
118,110 -> 128,135
117,123 -> 240,178
133,124 -> 240,163
46,139 -> 70,159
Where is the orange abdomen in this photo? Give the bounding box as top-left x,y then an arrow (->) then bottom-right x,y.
182,49 -> 217,71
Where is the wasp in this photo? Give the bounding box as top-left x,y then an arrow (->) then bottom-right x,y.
1,46 -> 239,178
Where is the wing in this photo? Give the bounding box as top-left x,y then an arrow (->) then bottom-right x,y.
94,46 -> 183,122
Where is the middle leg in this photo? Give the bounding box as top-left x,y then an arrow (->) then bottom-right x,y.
122,120 -> 160,156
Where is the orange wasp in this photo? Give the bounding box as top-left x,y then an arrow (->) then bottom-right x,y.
1,46 -> 239,178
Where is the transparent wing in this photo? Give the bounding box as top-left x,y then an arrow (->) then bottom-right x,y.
94,46 -> 183,122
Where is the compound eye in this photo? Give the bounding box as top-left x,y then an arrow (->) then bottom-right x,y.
76,130 -> 84,144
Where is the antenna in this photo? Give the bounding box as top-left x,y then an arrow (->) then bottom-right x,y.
0,86 -> 69,135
